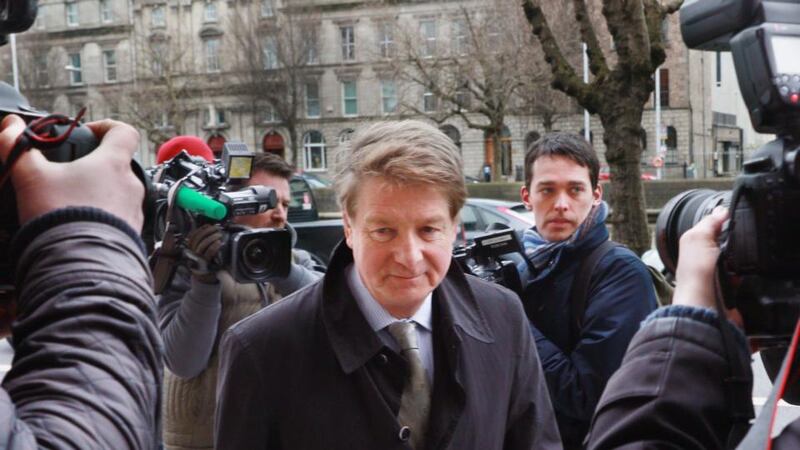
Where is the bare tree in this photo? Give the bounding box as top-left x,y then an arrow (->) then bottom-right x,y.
393,0 -> 558,180
227,0 -> 320,168
108,30 -> 196,149
522,0 -> 683,254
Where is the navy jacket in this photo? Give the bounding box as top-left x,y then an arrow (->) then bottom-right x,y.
521,221 -> 657,449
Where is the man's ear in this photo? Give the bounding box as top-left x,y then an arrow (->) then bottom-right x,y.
520,185 -> 532,210
342,212 -> 353,248
592,183 -> 603,206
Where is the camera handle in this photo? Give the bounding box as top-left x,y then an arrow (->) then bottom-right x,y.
152,176 -> 193,294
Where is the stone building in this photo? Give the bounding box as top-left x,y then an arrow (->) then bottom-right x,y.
2,0 -> 716,179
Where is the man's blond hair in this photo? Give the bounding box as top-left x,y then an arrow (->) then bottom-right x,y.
334,120 -> 467,218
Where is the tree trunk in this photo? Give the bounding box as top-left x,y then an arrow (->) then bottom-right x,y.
287,123 -> 299,169
600,108 -> 650,255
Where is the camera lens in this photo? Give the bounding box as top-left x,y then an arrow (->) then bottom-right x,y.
655,189 -> 730,274
241,238 -> 273,276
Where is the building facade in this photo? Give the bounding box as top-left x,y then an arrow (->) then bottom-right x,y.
3,0 -> 717,179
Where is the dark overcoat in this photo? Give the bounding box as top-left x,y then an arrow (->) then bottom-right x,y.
215,243 -> 562,449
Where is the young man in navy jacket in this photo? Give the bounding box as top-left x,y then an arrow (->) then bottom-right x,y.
518,132 -> 657,449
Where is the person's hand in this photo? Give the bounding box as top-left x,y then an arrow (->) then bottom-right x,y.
185,224 -> 224,284
0,114 -> 144,231
672,206 -> 740,324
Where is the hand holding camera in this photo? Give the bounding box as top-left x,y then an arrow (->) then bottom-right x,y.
185,224 -> 224,284
0,114 -> 144,230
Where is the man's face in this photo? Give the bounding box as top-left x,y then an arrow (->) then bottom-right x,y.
232,170 -> 291,229
520,155 -> 602,242
344,177 -> 456,318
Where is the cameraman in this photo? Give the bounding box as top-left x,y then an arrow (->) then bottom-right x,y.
584,207 -> 789,448
158,152 -> 323,450
0,114 -> 162,448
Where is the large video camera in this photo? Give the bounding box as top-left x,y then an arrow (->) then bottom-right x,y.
149,142 -> 291,290
656,0 -> 800,343
0,2 -> 103,304
453,228 -> 526,299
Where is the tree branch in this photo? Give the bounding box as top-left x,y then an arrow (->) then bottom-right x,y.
570,0 -> 608,79
522,0 -> 590,105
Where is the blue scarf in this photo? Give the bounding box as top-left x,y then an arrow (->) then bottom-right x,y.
519,201 -> 609,277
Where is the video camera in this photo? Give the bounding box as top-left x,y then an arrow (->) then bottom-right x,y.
453,228 -> 526,299
149,142 -> 291,290
656,0 -> 800,344
0,2 -> 103,304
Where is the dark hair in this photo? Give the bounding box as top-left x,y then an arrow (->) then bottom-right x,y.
523,132 -> 600,188
252,152 -> 293,180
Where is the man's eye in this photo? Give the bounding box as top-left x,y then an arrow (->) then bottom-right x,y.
369,228 -> 395,242
571,187 -> 585,194
539,188 -> 552,194
421,226 -> 444,239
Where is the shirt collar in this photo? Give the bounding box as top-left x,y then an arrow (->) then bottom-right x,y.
347,264 -> 433,332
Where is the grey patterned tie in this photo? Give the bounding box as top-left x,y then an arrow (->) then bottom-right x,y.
387,321 -> 431,449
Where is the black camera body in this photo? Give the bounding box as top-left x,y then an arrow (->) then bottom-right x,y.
149,143 -> 291,285
0,85 -> 99,303
453,228 -> 525,299
657,0 -> 800,341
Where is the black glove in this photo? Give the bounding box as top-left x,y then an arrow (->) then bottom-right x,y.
185,224 -> 224,284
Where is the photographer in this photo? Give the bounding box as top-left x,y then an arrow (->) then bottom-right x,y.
584,207 -> 788,448
0,114 -> 162,448
158,152 -> 323,450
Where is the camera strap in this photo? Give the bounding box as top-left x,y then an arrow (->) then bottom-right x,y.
735,317 -> 800,449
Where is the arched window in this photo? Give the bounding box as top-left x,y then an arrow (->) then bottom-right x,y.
207,133 -> 226,154
303,130 -> 327,171
262,131 -> 285,158
440,124 -> 461,150
500,126 -> 512,176
524,131 -> 540,151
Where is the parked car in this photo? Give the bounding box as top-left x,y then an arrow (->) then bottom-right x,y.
456,198 -> 535,246
296,171 -> 333,189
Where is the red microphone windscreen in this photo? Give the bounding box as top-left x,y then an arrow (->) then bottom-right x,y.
156,136 -> 215,164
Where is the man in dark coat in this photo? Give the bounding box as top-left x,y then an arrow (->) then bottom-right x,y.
215,120 -> 561,450
586,208 -> 800,449
517,133 -> 657,449
0,114 -> 162,448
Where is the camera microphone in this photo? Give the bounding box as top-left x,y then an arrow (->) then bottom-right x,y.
156,136 -> 215,164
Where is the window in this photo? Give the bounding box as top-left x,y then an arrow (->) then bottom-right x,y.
33,52 -> 49,86
453,19 -> 468,56
103,50 -> 117,83
342,80 -> 358,116
440,125 -> 461,150
665,126 -> 678,163
261,104 -> 277,123
486,21 -> 501,50
205,38 -> 221,73
261,0 -> 274,18
68,52 -> 82,85
524,131 -> 541,150
420,19 -> 437,57
378,22 -> 394,59
151,5 -> 165,27
381,79 -> 397,114
204,1 -> 218,23
659,68 -> 670,107
304,29 -> 318,65
423,89 -> 437,112
340,25 -> 355,61
99,0 -> 112,23
661,18 -> 670,43
263,37 -> 279,70
152,42 -> 166,77
204,106 -> 227,126
305,81 -> 320,118
66,2 -> 79,26
455,79 -> 470,110
303,130 -> 327,171
716,51 -> 722,86
35,5 -> 46,29
500,126 -> 512,176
